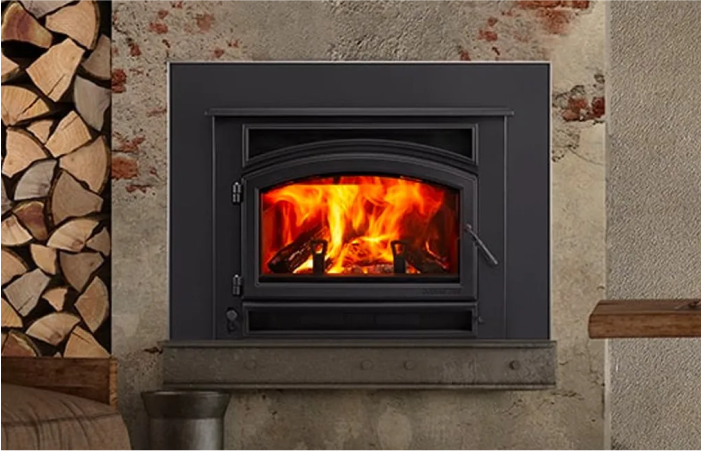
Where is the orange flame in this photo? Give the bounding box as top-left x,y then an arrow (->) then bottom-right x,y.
261,176 -> 458,275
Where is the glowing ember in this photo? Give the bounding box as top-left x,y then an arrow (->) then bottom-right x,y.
261,175 -> 459,275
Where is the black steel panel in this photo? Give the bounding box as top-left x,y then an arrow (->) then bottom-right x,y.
169,63 -> 549,341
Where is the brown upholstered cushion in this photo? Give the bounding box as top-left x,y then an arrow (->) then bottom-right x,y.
1,384 -> 131,450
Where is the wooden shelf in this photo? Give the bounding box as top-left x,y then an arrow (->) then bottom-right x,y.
589,300 -> 701,339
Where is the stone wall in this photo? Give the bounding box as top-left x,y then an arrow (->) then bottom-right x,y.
111,1 -> 605,448
607,2 -> 701,449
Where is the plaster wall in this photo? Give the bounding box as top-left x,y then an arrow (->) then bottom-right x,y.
607,2 -> 701,449
111,1 -> 606,448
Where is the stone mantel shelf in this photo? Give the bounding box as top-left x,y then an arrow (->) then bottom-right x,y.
588,299 -> 701,339
161,340 -> 557,390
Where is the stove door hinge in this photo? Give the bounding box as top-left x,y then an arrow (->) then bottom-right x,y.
232,181 -> 243,204
232,274 -> 243,296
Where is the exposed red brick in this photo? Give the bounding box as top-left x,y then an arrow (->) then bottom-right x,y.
149,167 -> 159,176
112,69 -> 127,93
458,48 -> 471,61
146,107 -> 167,117
157,9 -> 169,19
112,47 -> 119,56
196,13 -> 214,32
562,0 -> 590,8
162,39 -> 171,48
112,155 -> 139,179
149,22 -> 169,34
487,17 -> 498,27
228,39 -> 240,48
213,48 -> 224,59
128,41 -> 141,56
588,96 -> 605,119
478,29 -> 498,42
537,9 -> 573,34
492,46 -> 501,56
172,1 -> 183,8
114,133 -> 145,152
518,0 -> 561,9
562,96 -> 588,121
126,184 -> 152,193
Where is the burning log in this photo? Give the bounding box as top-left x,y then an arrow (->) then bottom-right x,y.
393,241 -> 448,274
267,224 -> 327,274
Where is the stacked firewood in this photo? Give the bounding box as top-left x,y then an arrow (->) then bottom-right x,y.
1,0 -> 111,358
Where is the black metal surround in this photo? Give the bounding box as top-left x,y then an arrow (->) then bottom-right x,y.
169,63 -> 550,342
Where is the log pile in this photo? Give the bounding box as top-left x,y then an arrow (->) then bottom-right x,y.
2,0 -> 111,358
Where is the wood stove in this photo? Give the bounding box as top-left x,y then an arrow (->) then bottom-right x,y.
169,63 -> 550,345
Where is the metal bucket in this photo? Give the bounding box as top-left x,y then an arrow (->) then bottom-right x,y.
141,390 -> 231,450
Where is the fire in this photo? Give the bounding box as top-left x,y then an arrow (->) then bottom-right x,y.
261,175 -> 458,275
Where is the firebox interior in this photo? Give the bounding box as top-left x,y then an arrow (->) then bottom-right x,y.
260,174 -> 460,280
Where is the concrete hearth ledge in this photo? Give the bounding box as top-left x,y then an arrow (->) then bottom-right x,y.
162,340 -> 556,390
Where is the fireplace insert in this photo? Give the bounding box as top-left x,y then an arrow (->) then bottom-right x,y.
169,63 -> 550,342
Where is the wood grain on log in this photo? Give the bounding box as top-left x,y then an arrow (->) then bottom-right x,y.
1,214 -> 33,246
47,217 -> 98,252
1,51 -> 21,83
27,38 -> 84,101
75,276 -> 108,332
42,286 -> 69,311
73,76 -> 109,131
4,268 -> 51,316
49,170 -> 103,225
59,136 -> 109,193
26,118 -> 56,143
86,227 -> 110,256
19,0 -> 73,18
2,128 -> 48,177
14,200 -> 48,240
589,299 -> 701,339
45,111 -> 92,157
1,248 -> 28,285
1,297 -> 23,328
14,159 -> 56,200
60,251 -> 103,292
1,357 -> 118,406
1,2 -> 52,48
30,243 -> 57,274
45,0 -> 99,49
26,312 -> 80,346
2,330 -> 39,357
81,34 -> 110,81
1,85 -> 53,126
2,178 -> 13,215
64,326 -> 109,358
